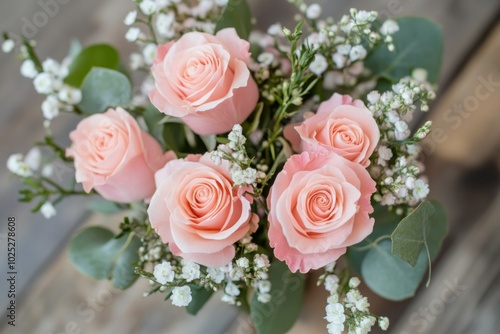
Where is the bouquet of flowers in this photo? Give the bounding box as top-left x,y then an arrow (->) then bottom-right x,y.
5,0 -> 447,333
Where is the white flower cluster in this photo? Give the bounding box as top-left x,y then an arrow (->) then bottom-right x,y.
367,73 -> 435,208
149,241 -> 271,308
18,47 -> 81,123
7,147 -> 54,178
320,265 -> 389,334
211,124 -> 265,187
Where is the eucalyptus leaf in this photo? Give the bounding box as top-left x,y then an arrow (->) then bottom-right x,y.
186,285 -> 214,315
200,135 -> 217,151
87,199 -> 124,215
69,226 -> 141,289
65,44 -> 120,87
143,103 -> 166,148
78,68 -> 131,114
361,240 -> 428,301
347,204 -> 400,274
251,260 -> 305,334
365,17 -> 443,84
215,0 -> 252,40
391,200 -> 448,266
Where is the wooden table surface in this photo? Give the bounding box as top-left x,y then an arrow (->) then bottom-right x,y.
1,1 -> 499,333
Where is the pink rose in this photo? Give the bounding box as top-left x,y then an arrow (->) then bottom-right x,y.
66,108 -> 175,203
267,151 -> 376,273
149,28 -> 259,135
284,93 -> 380,167
148,153 -> 258,267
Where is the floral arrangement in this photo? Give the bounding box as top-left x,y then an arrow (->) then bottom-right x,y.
5,0 -> 447,333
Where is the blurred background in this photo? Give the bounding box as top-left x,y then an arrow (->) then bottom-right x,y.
0,0 -> 499,333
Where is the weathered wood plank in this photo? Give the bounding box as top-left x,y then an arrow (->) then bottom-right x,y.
424,23 -> 500,167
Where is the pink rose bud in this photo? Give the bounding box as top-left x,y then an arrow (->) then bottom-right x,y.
284,93 -> 380,167
148,153 -> 259,267
66,107 -> 175,203
267,151 -> 377,273
149,28 -> 259,135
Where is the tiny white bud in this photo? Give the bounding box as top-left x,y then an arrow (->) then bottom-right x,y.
124,10 -> 137,26
2,39 -> 15,53
306,4 -> 322,20
41,202 -> 57,219
139,0 -> 157,15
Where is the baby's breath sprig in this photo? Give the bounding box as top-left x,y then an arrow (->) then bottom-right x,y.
320,263 -> 389,334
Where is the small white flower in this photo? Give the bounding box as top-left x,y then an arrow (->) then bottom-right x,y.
221,294 -> 236,305
42,59 -> 61,76
413,179 -> 429,200
257,293 -> 271,303
7,154 -> 32,177
20,59 -> 38,79
33,72 -> 54,94
324,274 -> 339,292
324,262 -> 336,273
405,176 -> 416,189
153,261 -> 175,284
380,20 -> 399,35
386,110 -> 399,123
58,86 -> 82,105
225,282 -> 240,296
125,27 -> 141,42
327,322 -> 344,334
124,10 -> 137,26
2,39 -> 15,53
24,147 -> 42,171
336,44 -> 351,56
40,202 -> 57,219
381,192 -> 396,206
267,23 -> 283,36
332,53 -> 346,69
236,257 -> 250,268
257,52 -> 274,66
42,164 -> 53,177
254,254 -> 270,269
412,68 -> 428,82
325,302 -> 345,324
171,286 -> 192,307
378,316 -> 390,331
155,0 -> 171,9
139,0 -> 157,15
207,267 -> 225,284
41,95 -> 60,120
309,54 -> 328,76
156,12 -> 175,37
142,43 -> 157,65
130,53 -> 145,70
181,260 -> 201,282
378,146 -> 393,162
306,4 -> 322,19
257,280 -> 271,293
229,267 -> 244,281
395,120 -> 409,133
349,45 -> 367,62
355,10 -> 374,24
367,91 -> 380,104
349,277 -> 361,288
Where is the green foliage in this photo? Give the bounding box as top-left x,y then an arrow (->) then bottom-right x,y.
365,17 -> 443,84
86,199 -> 125,215
215,0 -> 252,40
65,44 -> 120,87
78,68 -> 131,114
391,200 -> 448,266
361,240 -> 428,301
251,260 -> 305,334
69,226 -> 141,289
186,285 -> 214,315
143,103 -> 166,149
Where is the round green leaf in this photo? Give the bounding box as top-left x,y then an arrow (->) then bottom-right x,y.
78,68 -> 131,114
215,0 -> 252,40
365,17 -> 443,84
69,226 -> 141,289
64,44 -> 120,87
361,240 -> 427,301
